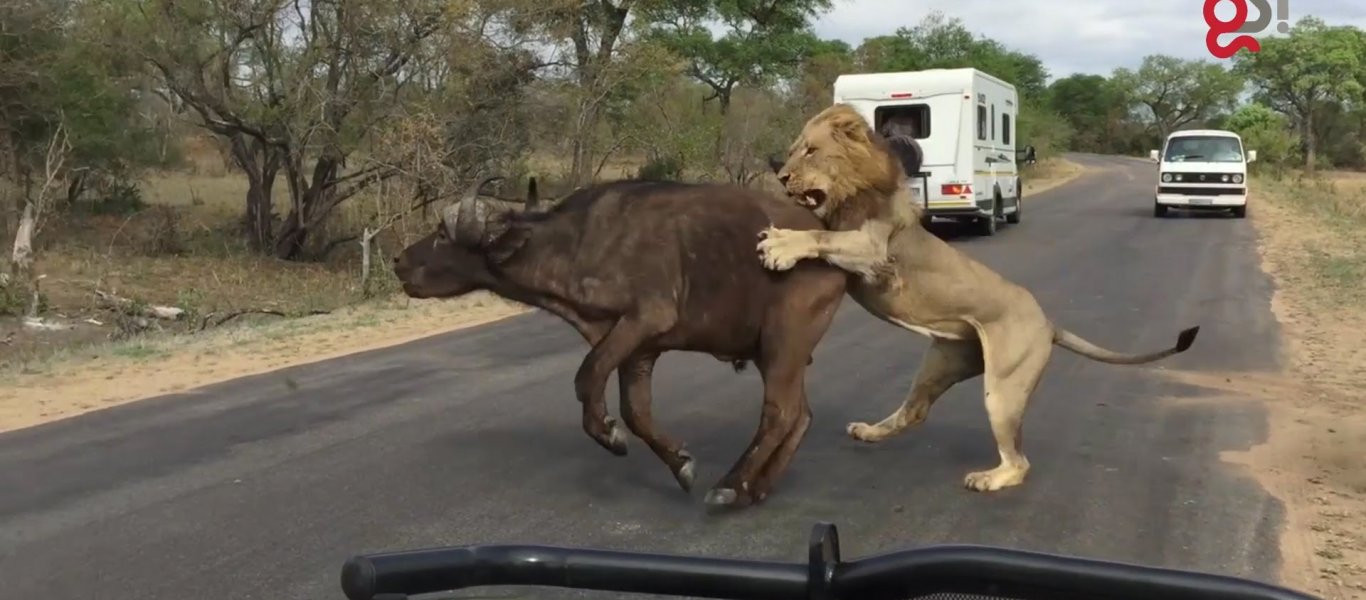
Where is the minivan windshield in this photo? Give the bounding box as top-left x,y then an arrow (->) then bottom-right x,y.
1162,135 -> 1244,163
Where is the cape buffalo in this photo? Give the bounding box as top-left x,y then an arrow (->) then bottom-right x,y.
392,175 -> 848,508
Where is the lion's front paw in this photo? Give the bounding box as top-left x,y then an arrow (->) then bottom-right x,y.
756,227 -> 813,271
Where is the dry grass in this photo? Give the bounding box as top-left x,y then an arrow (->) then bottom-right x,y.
1220,168 -> 1366,599
1021,157 -> 1085,196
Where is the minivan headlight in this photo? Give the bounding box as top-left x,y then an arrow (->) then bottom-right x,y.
1232,174 -> 1244,184
1221,174 -> 1231,182
1162,173 -> 1172,182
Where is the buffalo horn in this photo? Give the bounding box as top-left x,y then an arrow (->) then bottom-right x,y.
453,175 -> 504,244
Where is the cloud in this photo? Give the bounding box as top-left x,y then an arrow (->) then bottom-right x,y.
812,0 -> 1366,80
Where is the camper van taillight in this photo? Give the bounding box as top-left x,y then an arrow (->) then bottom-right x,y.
889,92 -> 913,98
942,183 -> 972,196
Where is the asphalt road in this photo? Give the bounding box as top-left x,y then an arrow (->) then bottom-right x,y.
0,154 -> 1289,600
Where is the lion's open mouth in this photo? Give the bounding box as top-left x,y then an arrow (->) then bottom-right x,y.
795,188 -> 827,208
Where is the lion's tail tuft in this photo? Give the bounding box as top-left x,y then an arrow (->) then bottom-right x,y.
1053,325 -> 1200,365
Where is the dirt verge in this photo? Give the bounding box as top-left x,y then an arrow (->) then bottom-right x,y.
1165,172 -> 1366,599
0,292 -> 529,434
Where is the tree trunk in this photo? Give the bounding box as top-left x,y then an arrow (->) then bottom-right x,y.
10,201 -> 38,316
1304,108 -> 1317,173
273,155 -> 341,261
229,135 -> 281,251
65,171 -> 87,206
359,226 -> 377,295
569,102 -> 599,188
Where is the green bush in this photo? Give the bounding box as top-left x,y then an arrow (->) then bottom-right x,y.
636,155 -> 685,181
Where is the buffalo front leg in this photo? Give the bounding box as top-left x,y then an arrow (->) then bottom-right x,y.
703,314 -> 819,509
618,352 -> 696,492
575,312 -> 672,457
748,388 -> 813,503
848,337 -> 984,443
703,369 -> 803,508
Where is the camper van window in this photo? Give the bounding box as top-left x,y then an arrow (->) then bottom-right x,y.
977,104 -> 987,141
991,105 -> 997,141
1002,114 -> 1012,145
874,104 -> 931,139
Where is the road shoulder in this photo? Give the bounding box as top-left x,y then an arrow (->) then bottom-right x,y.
1169,171 -> 1366,598
0,292 -> 530,434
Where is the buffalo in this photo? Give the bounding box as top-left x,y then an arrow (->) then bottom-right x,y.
392,175 -> 848,508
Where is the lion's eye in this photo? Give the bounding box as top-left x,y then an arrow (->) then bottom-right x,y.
804,146 -> 816,156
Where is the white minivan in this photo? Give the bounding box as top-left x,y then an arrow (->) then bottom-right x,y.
1150,129 -> 1256,219
832,68 -> 1036,236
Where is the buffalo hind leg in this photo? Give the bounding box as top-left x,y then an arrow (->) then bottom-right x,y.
963,325 -> 1052,492
618,352 -> 696,492
848,337 -> 983,443
575,310 -> 673,456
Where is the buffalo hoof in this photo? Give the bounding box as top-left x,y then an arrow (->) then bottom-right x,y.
596,417 -> 629,456
703,486 -> 760,509
703,488 -> 738,506
673,450 -> 696,492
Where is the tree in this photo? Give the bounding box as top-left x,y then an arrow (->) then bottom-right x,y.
1048,74 -> 1132,153
855,12 -> 1048,101
513,0 -> 643,188
1224,103 -> 1299,173
1234,17 -> 1366,171
640,0 -> 833,114
109,0 -> 455,259
1,0 -> 159,315
1111,55 -> 1245,140
790,39 -> 854,117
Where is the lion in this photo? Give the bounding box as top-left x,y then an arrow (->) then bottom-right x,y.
755,103 -> 1201,493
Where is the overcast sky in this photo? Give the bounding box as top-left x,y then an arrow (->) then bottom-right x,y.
810,0 -> 1366,81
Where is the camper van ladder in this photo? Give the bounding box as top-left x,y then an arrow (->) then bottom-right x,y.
908,170 -> 930,210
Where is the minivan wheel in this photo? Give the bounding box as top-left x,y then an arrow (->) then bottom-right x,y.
1231,205 -> 1247,218
1154,202 -> 1168,218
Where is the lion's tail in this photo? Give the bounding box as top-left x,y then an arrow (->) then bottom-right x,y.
1052,326 -> 1200,365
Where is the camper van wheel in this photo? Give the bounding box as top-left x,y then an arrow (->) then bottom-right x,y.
1231,205 -> 1247,218
1154,202 -> 1168,218
979,200 -> 999,236
1006,190 -> 1021,224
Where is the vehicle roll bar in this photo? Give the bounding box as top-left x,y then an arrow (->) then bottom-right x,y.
339,522 -> 1319,600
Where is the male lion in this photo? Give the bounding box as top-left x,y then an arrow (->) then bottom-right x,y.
756,103 -> 1200,492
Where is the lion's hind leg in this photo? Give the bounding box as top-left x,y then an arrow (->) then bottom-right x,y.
847,337 -> 983,443
962,323 -> 1052,492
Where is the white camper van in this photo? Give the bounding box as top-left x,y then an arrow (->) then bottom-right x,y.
832,68 -> 1036,235
1150,129 -> 1255,218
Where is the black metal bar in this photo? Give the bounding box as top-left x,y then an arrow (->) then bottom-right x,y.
339,522 -> 1321,600
341,544 -> 807,600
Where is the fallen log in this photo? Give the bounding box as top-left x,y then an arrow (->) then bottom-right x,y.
94,290 -> 185,320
